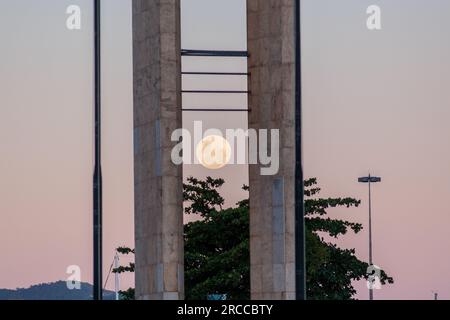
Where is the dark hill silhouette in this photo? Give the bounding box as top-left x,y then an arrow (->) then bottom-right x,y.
0,281 -> 115,300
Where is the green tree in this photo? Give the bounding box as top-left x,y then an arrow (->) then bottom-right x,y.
115,177 -> 393,300
304,178 -> 393,299
112,247 -> 135,300
183,177 -> 250,300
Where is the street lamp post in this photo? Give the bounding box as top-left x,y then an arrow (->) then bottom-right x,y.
93,0 -> 103,301
358,174 -> 381,301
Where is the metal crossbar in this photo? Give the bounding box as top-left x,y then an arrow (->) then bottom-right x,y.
181,49 -> 250,113
182,71 -> 249,76
182,108 -> 250,112
181,49 -> 249,57
182,90 -> 249,94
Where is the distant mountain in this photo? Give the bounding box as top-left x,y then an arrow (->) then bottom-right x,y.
0,281 -> 115,300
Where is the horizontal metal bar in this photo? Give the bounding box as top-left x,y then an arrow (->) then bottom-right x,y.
182,90 -> 249,94
182,72 -> 249,76
182,108 -> 249,112
181,49 -> 249,57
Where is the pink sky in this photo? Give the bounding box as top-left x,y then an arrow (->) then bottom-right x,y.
1,0 -> 450,300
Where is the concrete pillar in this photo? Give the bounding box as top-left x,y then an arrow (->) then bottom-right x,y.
132,0 -> 184,300
247,0 -> 296,300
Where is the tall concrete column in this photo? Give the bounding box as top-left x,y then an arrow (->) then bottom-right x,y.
132,0 -> 184,300
247,0 -> 296,300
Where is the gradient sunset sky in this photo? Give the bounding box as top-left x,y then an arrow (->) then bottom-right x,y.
1,0 -> 450,300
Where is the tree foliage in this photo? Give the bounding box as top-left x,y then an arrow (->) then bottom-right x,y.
183,177 -> 250,300
304,178 -> 393,299
115,177 -> 393,300
113,247 -> 135,300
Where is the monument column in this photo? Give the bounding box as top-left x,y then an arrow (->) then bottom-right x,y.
132,0 -> 184,300
247,0 -> 297,300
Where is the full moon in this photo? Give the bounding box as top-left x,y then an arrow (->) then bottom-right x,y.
196,135 -> 232,170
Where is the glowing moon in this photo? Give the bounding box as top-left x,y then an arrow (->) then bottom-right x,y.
196,135 -> 232,170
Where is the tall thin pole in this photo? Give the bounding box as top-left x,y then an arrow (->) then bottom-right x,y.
294,0 -> 306,300
368,175 -> 373,301
114,253 -> 120,301
93,0 -> 103,301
